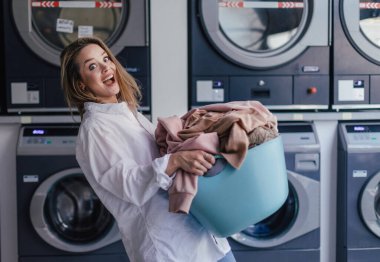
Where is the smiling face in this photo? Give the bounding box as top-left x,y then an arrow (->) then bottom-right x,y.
75,44 -> 120,103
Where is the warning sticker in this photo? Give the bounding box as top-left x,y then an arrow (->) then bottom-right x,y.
56,18 -> 74,33
78,25 -> 93,38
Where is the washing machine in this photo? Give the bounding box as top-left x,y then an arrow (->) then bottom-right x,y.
2,0 -> 150,114
189,0 -> 331,111
332,0 -> 380,110
337,122 -> 380,261
16,124 -> 129,262
228,122 -> 320,261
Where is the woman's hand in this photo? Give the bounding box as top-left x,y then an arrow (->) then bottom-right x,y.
166,150 -> 216,176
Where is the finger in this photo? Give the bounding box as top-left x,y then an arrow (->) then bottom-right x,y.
193,171 -> 204,176
199,154 -> 214,169
201,160 -> 213,170
203,153 -> 215,165
191,167 -> 205,176
195,161 -> 208,173
195,156 -> 212,170
188,161 -> 207,175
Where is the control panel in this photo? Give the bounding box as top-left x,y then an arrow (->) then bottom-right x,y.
345,124 -> 380,145
17,125 -> 79,155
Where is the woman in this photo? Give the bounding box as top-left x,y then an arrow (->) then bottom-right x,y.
60,37 -> 235,262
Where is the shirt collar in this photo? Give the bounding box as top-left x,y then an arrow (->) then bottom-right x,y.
84,101 -> 128,114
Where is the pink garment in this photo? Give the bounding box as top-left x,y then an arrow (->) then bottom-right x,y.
155,101 -> 278,214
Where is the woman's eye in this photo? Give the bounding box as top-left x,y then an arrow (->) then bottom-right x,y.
89,64 -> 96,70
104,56 -> 110,62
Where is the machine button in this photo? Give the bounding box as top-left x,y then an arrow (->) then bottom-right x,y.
213,80 -> 223,88
307,86 -> 318,94
258,80 -> 266,86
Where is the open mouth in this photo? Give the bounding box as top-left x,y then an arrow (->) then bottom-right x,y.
103,74 -> 115,85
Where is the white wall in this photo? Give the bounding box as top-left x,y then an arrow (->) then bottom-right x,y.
151,0 -> 188,123
0,124 -> 20,262
314,121 -> 338,262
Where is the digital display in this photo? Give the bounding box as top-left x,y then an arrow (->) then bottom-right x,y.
354,126 -> 365,131
23,126 -> 79,136
278,124 -> 313,133
32,129 -> 45,135
346,125 -> 380,133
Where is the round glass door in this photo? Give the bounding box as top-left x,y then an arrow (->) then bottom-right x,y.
342,0 -> 380,64
219,1 -> 303,52
44,174 -> 113,243
13,0 -> 130,66
200,0 -> 315,68
31,0 -> 126,51
360,0 -> 380,47
230,170 -> 320,248
241,182 -> 298,239
30,168 -> 120,252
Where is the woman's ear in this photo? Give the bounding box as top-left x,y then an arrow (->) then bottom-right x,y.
79,81 -> 86,90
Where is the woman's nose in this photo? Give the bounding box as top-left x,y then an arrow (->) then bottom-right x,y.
100,62 -> 110,72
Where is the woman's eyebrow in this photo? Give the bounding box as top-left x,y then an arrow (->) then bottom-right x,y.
83,51 -> 106,65
83,57 -> 94,65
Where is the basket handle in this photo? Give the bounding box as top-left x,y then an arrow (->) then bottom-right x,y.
203,156 -> 227,178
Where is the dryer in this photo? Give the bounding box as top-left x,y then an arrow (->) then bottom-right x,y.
189,0 -> 331,111
228,122 -> 320,261
2,0 -> 150,114
337,122 -> 380,261
333,0 -> 380,110
16,125 -> 129,262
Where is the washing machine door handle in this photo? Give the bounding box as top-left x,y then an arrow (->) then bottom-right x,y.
360,171 -> 380,238
30,194 -> 46,229
203,156 -> 228,178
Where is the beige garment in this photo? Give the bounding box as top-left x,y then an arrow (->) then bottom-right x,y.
178,101 -> 278,168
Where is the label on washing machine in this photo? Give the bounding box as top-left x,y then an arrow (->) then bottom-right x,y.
78,25 -> 94,38
56,19 -> 74,33
196,80 -> 224,102
11,83 -> 40,104
23,175 -> 39,183
353,170 -> 367,178
338,80 -> 365,101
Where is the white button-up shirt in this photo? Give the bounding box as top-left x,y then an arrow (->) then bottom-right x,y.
76,102 -> 230,262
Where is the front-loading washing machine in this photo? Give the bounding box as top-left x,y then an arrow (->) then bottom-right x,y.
16,124 -> 129,262
189,0 -> 331,110
337,122 -> 380,261
228,122 -> 320,261
333,0 -> 380,110
2,0 -> 150,114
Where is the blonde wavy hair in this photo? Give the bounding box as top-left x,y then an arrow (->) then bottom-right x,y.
60,37 -> 141,118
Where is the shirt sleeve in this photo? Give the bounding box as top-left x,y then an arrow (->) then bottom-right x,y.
76,120 -> 174,207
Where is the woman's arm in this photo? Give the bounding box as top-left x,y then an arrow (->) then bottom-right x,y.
76,122 -> 215,207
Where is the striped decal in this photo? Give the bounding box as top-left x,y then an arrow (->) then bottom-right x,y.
219,1 -> 304,9
31,1 -> 123,8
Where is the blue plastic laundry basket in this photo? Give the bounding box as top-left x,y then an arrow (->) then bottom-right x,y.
190,135 -> 288,238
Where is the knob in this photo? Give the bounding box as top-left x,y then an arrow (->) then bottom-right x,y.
258,80 -> 265,87
307,86 -> 317,94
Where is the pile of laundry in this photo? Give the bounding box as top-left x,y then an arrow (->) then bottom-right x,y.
155,101 -> 278,214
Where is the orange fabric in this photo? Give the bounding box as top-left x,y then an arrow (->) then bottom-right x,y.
155,101 -> 278,214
